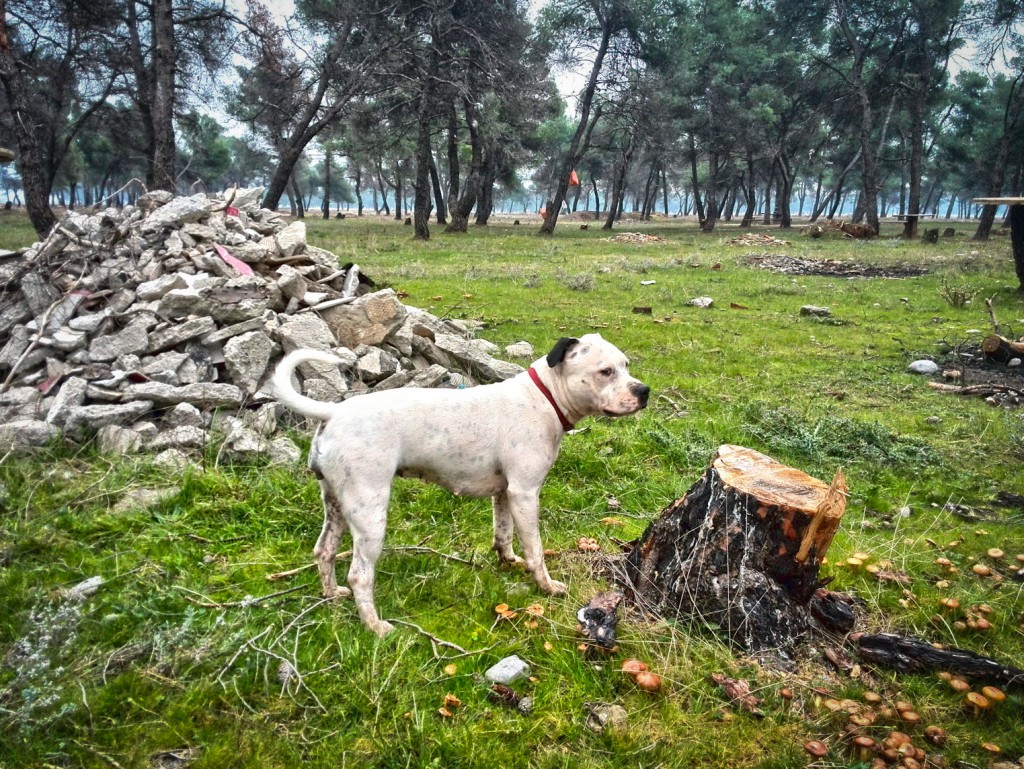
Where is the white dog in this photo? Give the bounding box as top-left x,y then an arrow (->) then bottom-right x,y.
273,334 -> 650,636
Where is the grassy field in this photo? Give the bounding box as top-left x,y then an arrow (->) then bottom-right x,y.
1,209 -> 1022,768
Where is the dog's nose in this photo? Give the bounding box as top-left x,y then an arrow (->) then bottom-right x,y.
633,383 -> 651,408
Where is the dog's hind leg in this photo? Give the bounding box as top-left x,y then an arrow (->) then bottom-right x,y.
491,491 -> 523,566
316,483 -> 351,600
344,485 -> 394,637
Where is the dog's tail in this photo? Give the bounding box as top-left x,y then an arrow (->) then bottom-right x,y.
272,349 -> 344,422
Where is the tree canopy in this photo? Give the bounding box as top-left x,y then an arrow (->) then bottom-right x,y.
1,0 -> 1022,238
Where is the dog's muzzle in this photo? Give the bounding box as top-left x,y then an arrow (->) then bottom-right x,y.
633,383 -> 651,409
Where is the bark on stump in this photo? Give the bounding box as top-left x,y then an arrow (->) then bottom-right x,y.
623,445 -> 847,655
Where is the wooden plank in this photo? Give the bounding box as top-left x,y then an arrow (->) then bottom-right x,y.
972,197 -> 1024,205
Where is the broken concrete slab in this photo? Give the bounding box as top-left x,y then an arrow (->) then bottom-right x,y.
65,400 -> 154,436
44,376 -> 88,427
95,424 -> 143,454
0,419 -> 61,450
224,330 -> 274,395
121,382 -> 243,408
147,317 -> 218,353
322,288 -> 407,349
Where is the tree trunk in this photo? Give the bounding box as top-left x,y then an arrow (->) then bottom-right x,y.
352,166 -> 363,216
429,154 -> 446,224
149,0 -> 177,191
539,18 -> 612,235
623,445 -> 847,654
446,105 -> 460,220
662,167 -> 670,217
591,176 -> 600,220
688,135 -> 706,225
0,4 -> 57,237
973,82 -> 1021,242
602,133 -> 636,231
322,145 -> 332,219
740,152 -> 756,227
776,153 -> 793,228
762,171 -> 774,224
701,150 -> 721,233
902,96 -> 926,239
474,147 -> 496,226
290,175 -> 304,218
446,100 -> 481,233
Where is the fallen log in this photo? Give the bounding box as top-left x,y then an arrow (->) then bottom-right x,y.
854,633 -> 1024,690
981,334 -> 1024,363
623,445 -> 848,655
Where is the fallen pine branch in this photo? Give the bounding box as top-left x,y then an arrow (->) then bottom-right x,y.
266,546 -> 476,581
177,584 -> 306,608
388,619 -> 494,660
854,632 -> 1024,689
927,381 -> 1024,399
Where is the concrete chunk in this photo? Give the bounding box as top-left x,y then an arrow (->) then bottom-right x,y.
224,330 -> 274,394
122,382 -> 244,408
0,420 -> 61,450
147,317 -> 217,353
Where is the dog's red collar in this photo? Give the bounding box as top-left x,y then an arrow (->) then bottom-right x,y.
528,367 -> 574,432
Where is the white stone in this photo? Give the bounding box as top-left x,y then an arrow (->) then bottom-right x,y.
484,655 -> 531,685
907,360 -> 940,375
504,341 -> 534,359
65,576 -> 104,600
686,296 -> 714,308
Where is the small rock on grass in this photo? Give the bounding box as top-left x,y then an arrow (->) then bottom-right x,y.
484,655 -> 531,685
586,703 -> 628,734
113,487 -> 181,514
908,360 -> 940,375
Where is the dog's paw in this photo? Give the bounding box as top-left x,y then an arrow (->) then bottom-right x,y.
497,553 -> 525,567
369,620 -> 395,637
324,586 -> 352,600
543,579 -> 568,596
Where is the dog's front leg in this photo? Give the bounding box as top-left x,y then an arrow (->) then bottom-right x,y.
506,487 -> 567,596
491,491 -> 524,566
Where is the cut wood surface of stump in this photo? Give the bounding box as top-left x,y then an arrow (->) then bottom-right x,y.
624,445 -> 847,656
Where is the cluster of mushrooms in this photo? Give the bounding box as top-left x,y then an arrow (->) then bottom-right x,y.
801,681 -> 1012,767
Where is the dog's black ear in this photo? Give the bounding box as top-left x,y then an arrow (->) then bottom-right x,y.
546,337 -> 579,367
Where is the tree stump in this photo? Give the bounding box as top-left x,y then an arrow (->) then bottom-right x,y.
623,445 -> 847,655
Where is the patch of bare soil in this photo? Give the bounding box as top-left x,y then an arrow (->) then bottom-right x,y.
728,233 -> 791,246
942,343 -> 1024,393
746,253 -> 928,279
605,232 -> 666,245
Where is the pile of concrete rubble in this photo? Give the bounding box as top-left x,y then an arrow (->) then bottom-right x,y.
0,189 -> 530,467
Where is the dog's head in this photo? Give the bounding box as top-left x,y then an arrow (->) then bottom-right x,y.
546,333 -> 650,417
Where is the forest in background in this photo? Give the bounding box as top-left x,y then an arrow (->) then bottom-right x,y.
1,0 -> 1022,240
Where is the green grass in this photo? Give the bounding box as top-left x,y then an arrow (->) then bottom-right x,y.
1,211 -> 1023,768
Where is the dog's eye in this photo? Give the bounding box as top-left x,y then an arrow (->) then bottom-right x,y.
600,367 -> 614,377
